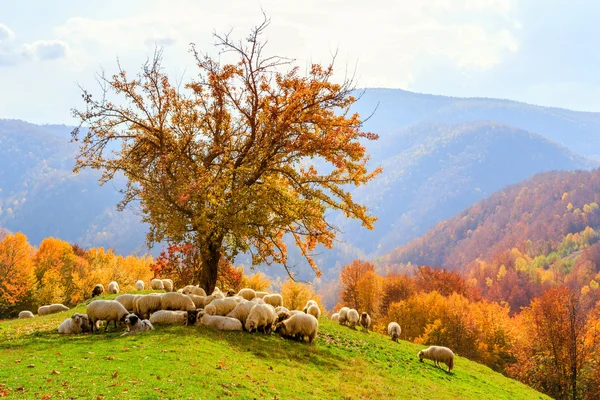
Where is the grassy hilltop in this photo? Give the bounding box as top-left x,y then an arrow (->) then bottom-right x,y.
0,294 -> 549,400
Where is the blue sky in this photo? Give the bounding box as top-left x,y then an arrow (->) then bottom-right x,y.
0,0 -> 598,124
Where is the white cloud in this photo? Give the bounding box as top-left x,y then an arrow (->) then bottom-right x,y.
22,40 -> 70,61
0,24 -> 15,42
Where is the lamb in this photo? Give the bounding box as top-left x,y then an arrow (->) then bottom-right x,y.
418,346 -> 455,373
87,300 -> 129,332
226,301 -> 256,326
18,311 -> 34,319
91,284 -> 104,298
331,313 -> 340,322
58,313 -> 91,334
275,313 -> 318,345
263,293 -> 283,308
303,299 -> 318,313
162,279 -> 174,292
134,295 -> 162,319
305,304 -> 321,319
359,312 -> 371,332
245,303 -> 276,334
160,292 -> 196,312
387,322 -> 401,342
115,294 -> 141,312
135,280 -> 145,290
107,281 -> 119,294
198,311 -> 243,331
205,297 -> 239,316
237,288 -> 256,301
338,307 -> 350,325
347,309 -> 359,329
150,310 -> 189,325
254,291 -> 269,299
186,294 -> 205,308
151,279 -> 164,290
121,314 -> 153,336
182,285 -> 207,297
38,304 -> 69,316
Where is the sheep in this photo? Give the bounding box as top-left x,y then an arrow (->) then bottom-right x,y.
225,289 -> 236,297
305,304 -> 321,319
275,313 -> 318,345
182,285 -> 207,297
121,314 -> 154,336
18,311 -> 34,319
87,300 -> 129,332
108,281 -> 119,294
115,294 -> 141,312
58,313 -> 91,334
202,293 -> 225,307
91,284 -> 104,298
331,313 -> 340,322
250,297 -> 265,304
418,346 -> 455,373
275,307 -> 292,323
38,304 -> 69,316
205,297 -> 239,316
212,287 -> 222,295
162,279 -> 174,292
263,293 -> 283,308
135,280 -> 145,290
197,311 -> 243,331
160,292 -> 196,312
226,301 -> 256,326
186,294 -> 205,308
254,291 -> 269,299
245,303 -> 276,334
303,299 -> 317,313
338,307 -> 350,325
289,310 -> 303,316
237,288 -> 256,301
359,312 -> 371,332
134,295 -> 162,320
347,309 -> 359,329
387,322 -> 401,342
151,279 -> 164,290
150,310 -> 188,325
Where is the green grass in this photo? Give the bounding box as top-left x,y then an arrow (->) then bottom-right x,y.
0,295 -> 550,399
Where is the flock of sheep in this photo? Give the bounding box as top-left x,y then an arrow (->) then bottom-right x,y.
17,278 -> 455,372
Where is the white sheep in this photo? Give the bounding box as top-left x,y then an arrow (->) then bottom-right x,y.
263,293 -> 283,308
275,313 -> 318,344
162,279 -> 174,292
160,292 -> 196,312
151,279 -> 165,290
275,307 -> 292,323
198,312 -> 243,331
202,293 -> 225,307
305,304 -> 321,319
135,280 -> 145,290
91,284 -> 104,298
149,310 -> 189,325
245,303 -> 276,334
289,310 -> 303,316
387,322 -> 401,342
331,313 -> 340,322
58,313 -> 92,334
134,295 -> 162,320
226,301 -> 257,326
303,299 -> 318,313
418,346 -> 455,372
115,294 -> 141,312
121,314 -> 153,336
338,307 -> 350,325
359,312 -> 371,332
254,291 -> 269,299
18,311 -> 34,319
107,281 -> 119,294
237,288 -> 256,301
87,300 -> 129,332
186,294 -> 205,308
182,285 -> 207,297
205,297 -> 239,316
347,309 -> 359,329
250,297 -> 265,304
38,304 -> 69,316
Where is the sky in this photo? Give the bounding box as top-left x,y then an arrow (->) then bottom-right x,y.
0,0 -> 598,124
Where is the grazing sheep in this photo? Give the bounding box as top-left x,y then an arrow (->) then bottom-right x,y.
198,311 -> 243,331
338,307 -> 350,325
289,310 -> 303,316
38,304 -> 69,316
162,279 -> 174,292
91,284 -> 104,298
135,280 -> 145,290
226,301 -> 256,326
237,288 -> 256,301
108,281 -> 119,294
186,294 -> 205,308
306,304 -> 321,319
245,303 -> 276,334
387,322 -> 401,342
254,291 -> 269,299
347,309 -> 359,329
182,285 -> 207,297
205,297 -> 239,316
18,311 -> 34,319
331,313 -> 340,322
115,294 -> 141,312
87,300 -> 129,332
418,346 -> 455,373
275,313 -> 318,345
151,279 -> 165,290
58,313 -> 91,334
263,293 -> 283,308
303,299 -> 318,313
134,295 -> 162,320
121,314 -> 153,336
359,312 -> 371,332
150,310 -> 190,325
275,308 -> 292,323
160,292 -> 196,312
250,297 -> 265,304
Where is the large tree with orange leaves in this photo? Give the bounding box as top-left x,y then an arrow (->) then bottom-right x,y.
0,233 -> 35,314
71,18 -> 380,293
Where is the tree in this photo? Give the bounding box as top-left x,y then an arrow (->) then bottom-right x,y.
216,259 -> 246,292
71,17 -> 381,293
244,272 -> 271,292
0,233 -> 35,315
281,278 -> 321,311
151,242 -> 202,287
339,260 -> 375,310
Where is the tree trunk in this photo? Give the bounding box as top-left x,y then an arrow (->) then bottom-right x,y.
198,239 -> 222,295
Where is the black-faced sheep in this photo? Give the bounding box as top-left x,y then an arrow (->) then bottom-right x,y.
121,314 -> 154,336
305,304 -> 321,319
275,313 -> 318,344
134,295 -> 162,319
225,289 -> 236,297
115,294 -> 141,312
338,307 -> 349,325
107,281 -> 119,294
347,309 -> 359,329
87,300 -> 129,332
91,284 -> 104,298
160,292 -> 196,312
245,303 -> 276,334
38,304 -> 69,316
237,288 -> 256,301
18,311 -> 34,319
387,322 -> 401,342
198,311 -> 243,331
359,312 -> 371,332
418,346 -> 455,373
58,313 -> 91,334
135,280 -> 145,290
151,279 -> 164,290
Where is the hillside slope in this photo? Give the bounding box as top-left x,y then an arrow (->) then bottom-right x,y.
0,297 -> 549,400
